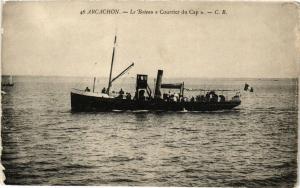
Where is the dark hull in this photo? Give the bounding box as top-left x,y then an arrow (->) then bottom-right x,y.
2,84 -> 14,87
71,92 -> 241,112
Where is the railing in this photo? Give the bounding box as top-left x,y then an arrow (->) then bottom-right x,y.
184,88 -> 240,92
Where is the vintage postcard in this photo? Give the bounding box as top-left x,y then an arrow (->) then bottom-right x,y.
1,0 -> 299,187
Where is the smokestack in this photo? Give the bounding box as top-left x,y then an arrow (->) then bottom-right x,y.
154,70 -> 163,99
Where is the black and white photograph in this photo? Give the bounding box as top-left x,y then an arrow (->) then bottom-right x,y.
1,1 -> 299,187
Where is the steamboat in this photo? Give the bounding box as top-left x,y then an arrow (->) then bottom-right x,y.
70,36 -> 241,112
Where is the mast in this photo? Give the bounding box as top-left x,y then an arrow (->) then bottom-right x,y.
92,77 -> 96,92
107,35 -> 117,95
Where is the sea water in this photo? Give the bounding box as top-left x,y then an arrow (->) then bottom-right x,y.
1,76 -> 298,187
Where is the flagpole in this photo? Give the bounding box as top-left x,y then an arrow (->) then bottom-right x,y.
107,35 -> 117,95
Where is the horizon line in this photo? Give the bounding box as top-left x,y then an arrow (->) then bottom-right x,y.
1,74 -> 299,79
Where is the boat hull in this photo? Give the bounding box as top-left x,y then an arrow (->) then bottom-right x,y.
71,91 -> 241,112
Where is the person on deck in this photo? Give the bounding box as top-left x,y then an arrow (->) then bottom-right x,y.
191,96 -> 195,102
205,92 -> 210,102
101,87 -> 106,93
117,89 -> 125,99
126,93 -> 131,100
219,95 -> 225,102
119,88 -> 124,95
173,95 -> 177,102
174,93 -> 179,102
211,92 -> 218,102
165,93 -> 170,102
139,90 -> 146,101
163,93 -> 168,101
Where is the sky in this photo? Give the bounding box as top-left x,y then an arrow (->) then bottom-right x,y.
1,1 -> 300,78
